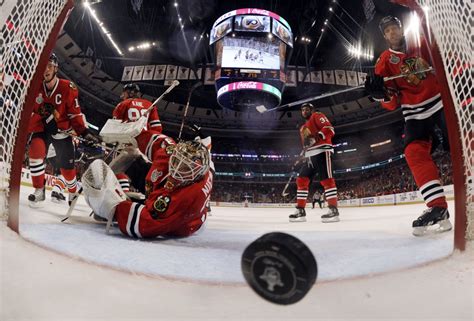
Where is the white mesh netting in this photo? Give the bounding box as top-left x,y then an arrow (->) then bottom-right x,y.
412,0 -> 473,240
1,0 -> 70,218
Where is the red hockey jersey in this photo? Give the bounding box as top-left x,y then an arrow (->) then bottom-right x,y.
135,130 -> 175,195
28,79 -> 87,135
375,38 -> 443,120
114,130 -> 213,238
115,171 -> 213,238
300,111 -> 335,157
113,98 -> 162,133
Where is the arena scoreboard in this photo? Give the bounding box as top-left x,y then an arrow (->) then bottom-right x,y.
210,8 -> 293,111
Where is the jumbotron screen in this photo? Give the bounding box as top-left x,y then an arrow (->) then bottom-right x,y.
221,36 -> 280,70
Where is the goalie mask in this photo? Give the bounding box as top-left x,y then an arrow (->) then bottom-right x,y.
168,141 -> 210,186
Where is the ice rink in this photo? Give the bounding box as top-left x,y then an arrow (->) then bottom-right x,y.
1,185 -> 472,320
222,46 -> 280,70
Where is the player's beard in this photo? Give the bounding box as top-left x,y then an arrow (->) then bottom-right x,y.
388,35 -> 406,52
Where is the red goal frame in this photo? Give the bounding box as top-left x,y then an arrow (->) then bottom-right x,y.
393,0 -> 469,251
7,0 -> 75,233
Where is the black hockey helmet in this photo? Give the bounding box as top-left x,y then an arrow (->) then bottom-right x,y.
122,83 -> 140,94
301,102 -> 315,110
49,53 -> 59,66
379,16 -> 402,34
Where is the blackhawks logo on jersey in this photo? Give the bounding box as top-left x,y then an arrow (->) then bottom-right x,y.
152,195 -> 171,218
400,57 -> 430,86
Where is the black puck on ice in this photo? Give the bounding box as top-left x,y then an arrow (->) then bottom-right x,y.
241,232 -> 317,305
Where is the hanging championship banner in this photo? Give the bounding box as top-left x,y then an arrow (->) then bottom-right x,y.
189,68 -> 202,80
346,70 -> 359,86
335,70 -> 348,86
297,69 -> 305,83
177,66 -> 190,79
142,65 -> 155,80
286,67 -> 297,87
132,65 -> 144,81
121,66 -> 134,81
153,65 -> 167,80
323,70 -> 335,84
311,70 -> 322,83
358,72 -> 368,85
165,65 -> 178,79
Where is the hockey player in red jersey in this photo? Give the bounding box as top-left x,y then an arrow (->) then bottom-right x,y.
365,16 -> 452,236
27,53 -> 100,207
113,83 -> 162,133
289,103 -> 339,223
81,128 -> 213,238
112,83 -> 162,191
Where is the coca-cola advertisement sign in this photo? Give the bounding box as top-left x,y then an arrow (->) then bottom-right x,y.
232,81 -> 261,90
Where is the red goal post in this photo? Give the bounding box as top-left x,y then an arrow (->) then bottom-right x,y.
393,0 -> 473,250
1,0 -> 74,232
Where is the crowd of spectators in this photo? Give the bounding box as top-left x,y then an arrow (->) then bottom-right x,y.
212,152 -> 453,203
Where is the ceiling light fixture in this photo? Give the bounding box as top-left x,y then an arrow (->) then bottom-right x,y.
83,1 -> 123,56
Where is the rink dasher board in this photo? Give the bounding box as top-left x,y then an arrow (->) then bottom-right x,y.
19,167 -> 454,208
211,184 -> 454,208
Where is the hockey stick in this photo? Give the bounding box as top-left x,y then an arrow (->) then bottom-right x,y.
256,67 -> 434,114
178,81 -> 203,140
282,152 -> 305,197
144,80 -> 180,116
58,130 -> 117,152
281,171 -> 297,197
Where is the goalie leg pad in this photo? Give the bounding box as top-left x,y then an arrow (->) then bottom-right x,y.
82,159 -> 127,221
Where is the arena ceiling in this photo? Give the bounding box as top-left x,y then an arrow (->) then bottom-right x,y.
62,0 -> 410,117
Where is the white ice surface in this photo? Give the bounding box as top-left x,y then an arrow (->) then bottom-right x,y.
1,185 -> 472,320
222,46 -> 280,70
17,185 -> 454,284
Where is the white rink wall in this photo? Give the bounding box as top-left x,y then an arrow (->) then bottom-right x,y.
20,167 -> 454,208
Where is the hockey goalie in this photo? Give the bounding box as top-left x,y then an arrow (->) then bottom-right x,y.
81,122 -> 213,238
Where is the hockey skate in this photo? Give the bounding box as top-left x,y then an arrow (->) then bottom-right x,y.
289,207 -> 306,222
28,187 -> 45,208
51,191 -> 66,203
412,207 -> 452,236
321,205 -> 340,223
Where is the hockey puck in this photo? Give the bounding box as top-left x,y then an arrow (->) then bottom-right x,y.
241,232 -> 317,305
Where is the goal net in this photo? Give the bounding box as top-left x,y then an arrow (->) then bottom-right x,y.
1,0 -> 74,230
395,0 -> 473,249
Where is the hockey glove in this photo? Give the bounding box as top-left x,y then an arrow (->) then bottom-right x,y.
364,74 -> 387,101
81,130 -> 102,147
39,103 -> 58,135
303,136 -> 316,148
188,124 -> 202,137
